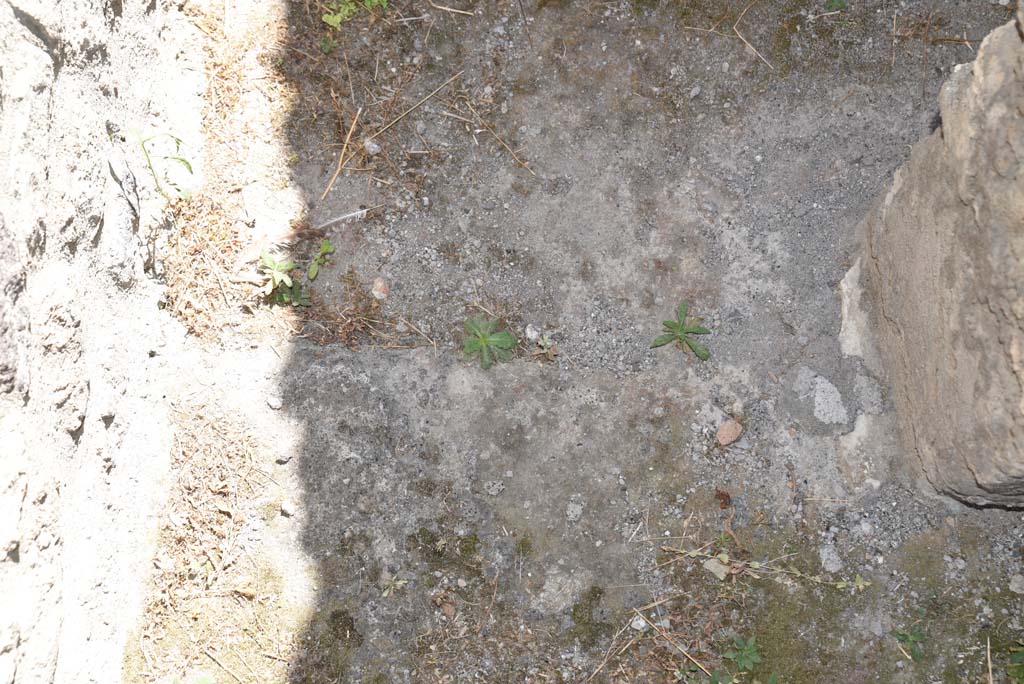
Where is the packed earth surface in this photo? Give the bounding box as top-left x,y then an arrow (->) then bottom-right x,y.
4,0 -> 1024,683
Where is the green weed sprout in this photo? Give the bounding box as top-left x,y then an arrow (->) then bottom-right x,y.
463,316 -> 516,369
651,300 -> 711,360
307,239 -> 334,280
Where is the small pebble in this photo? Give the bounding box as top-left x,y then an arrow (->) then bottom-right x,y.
566,500 -> 584,523
1010,574 -> 1024,595
371,277 -> 389,300
280,500 -> 296,517
364,139 -> 382,156
266,395 -> 283,410
819,543 -> 844,573
716,418 -> 743,446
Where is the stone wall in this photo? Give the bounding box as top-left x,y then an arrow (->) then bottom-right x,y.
864,9 -> 1024,506
0,0 -> 203,680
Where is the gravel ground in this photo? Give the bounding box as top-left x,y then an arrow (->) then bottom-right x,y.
137,1 -> 1024,683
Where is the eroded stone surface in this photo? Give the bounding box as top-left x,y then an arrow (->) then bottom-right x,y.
865,10 -> 1024,506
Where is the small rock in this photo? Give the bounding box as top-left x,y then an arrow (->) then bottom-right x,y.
630,615 -> 649,631
716,418 -> 743,446
1010,574 -> 1024,595
457,578 -> 468,588
371,277 -> 389,300
484,480 -> 506,496
266,395 -> 283,410
819,543 -> 843,573
812,376 -> 849,424
275,454 -> 292,465
280,500 -> 296,517
565,500 -> 584,523
703,558 -> 730,581
525,324 -> 541,344
689,86 -> 701,100
364,139 -> 382,156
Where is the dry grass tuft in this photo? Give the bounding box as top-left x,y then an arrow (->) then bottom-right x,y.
125,405 -> 291,683
301,268 -> 391,347
163,195 -> 243,338
162,1 -> 301,342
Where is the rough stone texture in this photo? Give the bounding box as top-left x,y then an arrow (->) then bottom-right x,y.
0,0 -> 203,681
865,10 -> 1024,506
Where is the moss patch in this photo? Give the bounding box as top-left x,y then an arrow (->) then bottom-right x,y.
570,585 -> 614,647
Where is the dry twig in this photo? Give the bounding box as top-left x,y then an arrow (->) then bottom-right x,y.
427,0 -> 473,15
366,71 -> 463,142
465,101 -> 536,175
634,610 -> 712,677
321,107 -> 362,201
682,0 -> 773,71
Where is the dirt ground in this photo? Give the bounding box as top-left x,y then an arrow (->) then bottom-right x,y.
124,1 -> 1024,683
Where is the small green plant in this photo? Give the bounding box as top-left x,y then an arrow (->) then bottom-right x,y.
834,574 -> 871,591
318,35 -> 337,54
307,239 -> 335,280
723,635 -> 763,672
322,2 -> 355,27
462,316 -> 517,369
709,671 -> 733,684
137,132 -> 193,200
322,0 -> 387,27
824,0 -> 847,10
260,251 -> 310,306
1008,641 -> 1024,683
651,300 -> 711,360
380,571 -> 408,598
891,624 -> 925,663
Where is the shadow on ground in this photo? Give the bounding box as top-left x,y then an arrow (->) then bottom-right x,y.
268,1 -> 1023,682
